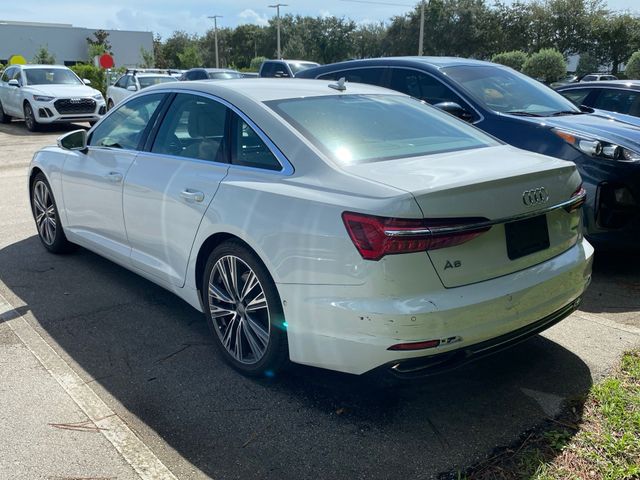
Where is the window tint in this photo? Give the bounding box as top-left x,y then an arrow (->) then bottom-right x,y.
288,62 -> 319,75
267,94 -> 499,165
232,114 -> 281,171
390,69 -> 465,106
187,70 -> 207,80
582,75 -> 597,81
138,76 -> 177,89
260,62 -> 276,77
90,93 -> 164,150
1,67 -> 15,83
318,68 -> 385,86
594,89 -> 640,116
152,93 -> 228,162
208,71 -> 243,79
561,89 -> 592,106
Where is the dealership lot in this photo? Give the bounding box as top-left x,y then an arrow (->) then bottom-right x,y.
0,122 -> 639,479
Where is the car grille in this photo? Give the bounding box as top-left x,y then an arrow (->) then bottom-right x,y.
54,98 -> 96,115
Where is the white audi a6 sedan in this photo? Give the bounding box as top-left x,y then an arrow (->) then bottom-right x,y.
28,79 -> 593,378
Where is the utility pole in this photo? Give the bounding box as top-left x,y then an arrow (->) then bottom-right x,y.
268,3 -> 287,59
418,0 -> 425,56
208,15 -> 223,68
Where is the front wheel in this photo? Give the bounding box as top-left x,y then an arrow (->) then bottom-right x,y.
202,241 -> 288,377
24,102 -> 39,132
0,101 -> 11,123
31,173 -> 74,253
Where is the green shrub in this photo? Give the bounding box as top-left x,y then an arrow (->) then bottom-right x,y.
491,51 -> 528,72
625,51 -> 640,79
70,64 -> 106,96
576,52 -> 599,77
249,56 -> 267,72
523,49 -> 567,84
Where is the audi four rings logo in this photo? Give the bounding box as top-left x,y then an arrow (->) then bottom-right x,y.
522,187 -> 550,206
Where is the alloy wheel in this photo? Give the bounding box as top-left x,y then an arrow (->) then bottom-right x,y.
208,255 -> 270,365
32,180 -> 56,245
25,104 -> 35,131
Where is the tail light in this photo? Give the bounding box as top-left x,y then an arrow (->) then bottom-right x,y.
565,184 -> 587,213
342,211 -> 490,261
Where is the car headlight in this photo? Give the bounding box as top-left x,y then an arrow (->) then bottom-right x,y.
33,95 -> 54,102
552,128 -> 640,162
92,93 -> 104,100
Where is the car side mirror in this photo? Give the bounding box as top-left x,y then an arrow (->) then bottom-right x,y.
57,129 -> 88,152
127,85 -> 138,91
8,79 -> 20,87
83,78 -> 91,85
433,101 -> 473,122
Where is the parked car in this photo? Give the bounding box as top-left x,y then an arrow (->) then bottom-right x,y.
258,59 -> 320,78
241,72 -> 259,78
557,80 -> 640,120
550,75 -> 580,89
29,79 -> 592,378
0,64 -> 106,131
581,73 -> 618,82
297,57 -> 640,249
179,68 -> 243,81
106,70 -> 177,109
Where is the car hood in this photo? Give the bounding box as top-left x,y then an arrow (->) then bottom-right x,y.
25,84 -> 101,98
515,112 -> 640,151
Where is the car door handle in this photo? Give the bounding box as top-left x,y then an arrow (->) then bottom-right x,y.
105,172 -> 123,183
180,189 -> 205,203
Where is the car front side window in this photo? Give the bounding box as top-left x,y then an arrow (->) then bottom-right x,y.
151,93 -> 229,163
561,89 -> 592,106
89,93 -> 165,150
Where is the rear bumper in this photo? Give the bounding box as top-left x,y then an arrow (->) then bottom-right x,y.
278,238 -> 593,375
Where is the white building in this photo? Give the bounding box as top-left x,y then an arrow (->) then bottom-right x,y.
0,20 -> 153,67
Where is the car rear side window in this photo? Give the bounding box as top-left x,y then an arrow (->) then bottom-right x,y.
317,68 -> 385,86
231,114 -> 281,171
152,93 -> 229,163
90,94 -> 164,150
267,94 -> 499,165
561,89 -> 592,106
593,89 -> 640,116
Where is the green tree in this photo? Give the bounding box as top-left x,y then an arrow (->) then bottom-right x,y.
163,31 -> 196,68
491,51 -> 528,71
353,22 -> 387,59
177,44 -> 202,69
32,45 -> 56,64
250,56 -> 267,72
576,52 -> 599,76
592,13 -> 640,74
625,51 -> 640,79
86,30 -> 112,60
523,48 -> 567,83
153,34 -> 168,69
139,47 -> 154,68
70,64 -> 106,95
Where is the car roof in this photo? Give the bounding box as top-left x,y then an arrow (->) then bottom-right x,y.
19,64 -> 69,69
146,78 -> 404,102
558,80 -> 640,90
134,72 -> 174,77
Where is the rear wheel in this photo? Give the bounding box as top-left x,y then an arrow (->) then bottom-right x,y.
202,241 -> 288,377
0,101 -> 11,123
31,173 -> 74,253
24,102 -> 39,132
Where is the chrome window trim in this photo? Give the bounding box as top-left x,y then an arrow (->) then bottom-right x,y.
121,88 -> 294,176
384,190 -> 586,237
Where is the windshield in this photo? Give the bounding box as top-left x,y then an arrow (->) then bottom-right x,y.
443,65 -> 580,116
24,68 -> 83,86
288,62 -> 319,75
267,94 -> 499,165
207,72 -> 243,80
138,76 -> 177,89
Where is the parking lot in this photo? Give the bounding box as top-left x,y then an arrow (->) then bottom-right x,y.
1,121 -> 639,480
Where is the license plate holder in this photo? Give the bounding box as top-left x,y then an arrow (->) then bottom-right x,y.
505,215 -> 550,260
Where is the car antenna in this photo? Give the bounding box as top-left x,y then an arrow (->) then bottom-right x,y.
329,77 -> 347,91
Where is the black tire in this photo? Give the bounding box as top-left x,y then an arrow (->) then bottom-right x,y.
24,102 -> 39,132
0,101 -> 11,123
30,173 -> 75,253
202,240 -> 289,377
107,99 -> 114,111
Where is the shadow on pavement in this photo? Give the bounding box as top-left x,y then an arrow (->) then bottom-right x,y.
0,236 -> 594,480
580,249 -> 640,316
0,121 -> 89,137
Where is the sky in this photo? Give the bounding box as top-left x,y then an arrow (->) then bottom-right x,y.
1,0 -> 638,38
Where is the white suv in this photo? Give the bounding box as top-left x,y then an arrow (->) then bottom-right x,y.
0,64 -> 106,131
106,70 -> 177,109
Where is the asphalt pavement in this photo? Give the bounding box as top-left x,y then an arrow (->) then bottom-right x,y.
0,120 -> 639,480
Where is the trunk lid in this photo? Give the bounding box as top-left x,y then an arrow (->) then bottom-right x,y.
343,145 -> 583,287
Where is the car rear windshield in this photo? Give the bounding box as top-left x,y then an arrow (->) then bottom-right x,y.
443,65 -> 579,116
24,68 -> 82,86
138,76 -> 178,89
266,94 -> 499,165
207,72 -> 243,79
288,62 -> 319,75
